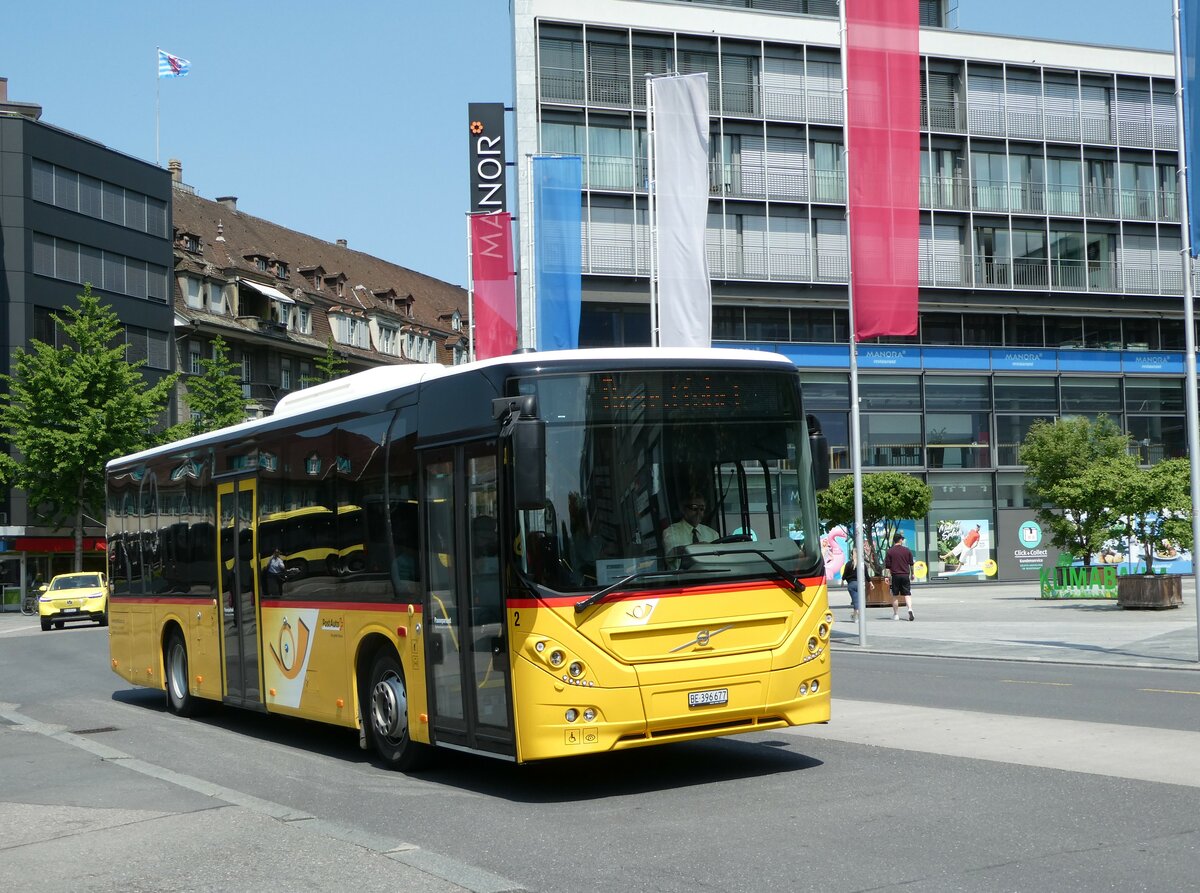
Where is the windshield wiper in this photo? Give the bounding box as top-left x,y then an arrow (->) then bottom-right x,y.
574,569 -> 690,614
702,548 -> 806,595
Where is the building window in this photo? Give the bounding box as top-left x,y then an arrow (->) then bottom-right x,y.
188,341 -> 203,375
279,303 -> 292,328
185,277 -> 204,309
299,361 -> 313,388
256,257 -> 269,272
297,306 -> 310,333
183,235 -> 200,253
280,358 -> 292,390
276,261 -> 288,279
208,282 -> 224,313
379,325 -> 398,355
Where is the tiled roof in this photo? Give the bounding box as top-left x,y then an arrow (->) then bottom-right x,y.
171,186 -> 466,337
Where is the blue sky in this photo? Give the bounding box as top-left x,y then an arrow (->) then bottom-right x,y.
1,1 -> 1175,289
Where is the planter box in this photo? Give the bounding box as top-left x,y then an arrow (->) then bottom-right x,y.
1117,574 -> 1183,610
864,578 -> 892,607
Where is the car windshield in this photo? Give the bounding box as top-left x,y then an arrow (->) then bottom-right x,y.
512,368 -> 821,593
50,574 -> 100,590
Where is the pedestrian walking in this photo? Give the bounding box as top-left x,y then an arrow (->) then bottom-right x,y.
266,549 -> 286,598
884,532 -> 916,621
843,549 -> 865,622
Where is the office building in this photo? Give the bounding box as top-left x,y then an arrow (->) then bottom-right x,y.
511,0 -> 1186,581
0,77 -> 175,586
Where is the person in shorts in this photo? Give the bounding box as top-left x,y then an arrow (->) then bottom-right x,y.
884,532 -> 916,621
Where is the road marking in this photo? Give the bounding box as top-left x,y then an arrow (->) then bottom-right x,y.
1001,679 -> 1072,686
1139,688 -> 1200,696
791,698 -> 1200,788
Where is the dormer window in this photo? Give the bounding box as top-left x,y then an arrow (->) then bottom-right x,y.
184,235 -> 200,253
275,261 -> 288,279
256,257 -> 269,272
452,310 -> 462,332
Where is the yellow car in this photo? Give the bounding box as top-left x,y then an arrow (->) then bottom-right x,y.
38,572 -> 109,631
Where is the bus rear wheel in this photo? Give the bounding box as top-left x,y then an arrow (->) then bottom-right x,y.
165,630 -> 199,717
366,652 -> 430,771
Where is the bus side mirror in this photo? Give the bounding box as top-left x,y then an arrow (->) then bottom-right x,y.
807,414 -> 830,491
512,418 -> 546,510
493,396 -> 546,510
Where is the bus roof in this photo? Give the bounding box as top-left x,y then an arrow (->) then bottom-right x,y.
108,347 -> 793,471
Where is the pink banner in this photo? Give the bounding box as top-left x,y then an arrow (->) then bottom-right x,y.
469,212 -> 517,360
846,0 -> 920,341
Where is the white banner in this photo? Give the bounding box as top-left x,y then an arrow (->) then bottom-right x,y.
653,73 -> 711,348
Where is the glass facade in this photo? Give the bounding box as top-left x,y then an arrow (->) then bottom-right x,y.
517,1 -> 1189,582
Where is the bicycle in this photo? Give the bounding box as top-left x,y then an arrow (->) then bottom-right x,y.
20,588 -> 38,616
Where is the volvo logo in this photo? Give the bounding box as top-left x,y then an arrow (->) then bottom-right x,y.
671,625 -> 733,653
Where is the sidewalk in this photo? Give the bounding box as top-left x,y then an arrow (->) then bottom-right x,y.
830,579 -> 1200,669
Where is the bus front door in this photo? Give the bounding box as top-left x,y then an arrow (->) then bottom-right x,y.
217,477 -> 263,709
423,444 -> 514,758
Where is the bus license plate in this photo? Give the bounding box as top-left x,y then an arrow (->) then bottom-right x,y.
688,688 -> 728,708
62,608 -> 78,614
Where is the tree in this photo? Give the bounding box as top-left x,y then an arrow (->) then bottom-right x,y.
1020,415 -> 1132,566
0,286 -> 177,568
1113,458 -> 1193,573
164,335 -> 246,440
304,337 -> 348,385
817,472 -> 932,575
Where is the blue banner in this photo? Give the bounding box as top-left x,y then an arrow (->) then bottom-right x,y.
533,155 -> 582,351
1184,0 -> 1200,254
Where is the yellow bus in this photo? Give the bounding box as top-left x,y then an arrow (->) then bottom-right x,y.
106,348 -> 831,769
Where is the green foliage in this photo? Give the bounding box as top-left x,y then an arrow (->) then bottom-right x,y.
1113,458 -> 1193,573
0,286 -> 176,567
1020,415 -> 1132,565
304,337 -> 348,385
817,472 -> 932,574
168,335 -> 247,440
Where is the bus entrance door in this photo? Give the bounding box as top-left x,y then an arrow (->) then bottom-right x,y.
423,445 -> 514,758
217,477 -> 263,709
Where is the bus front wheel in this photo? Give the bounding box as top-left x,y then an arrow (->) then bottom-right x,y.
366,652 -> 430,771
165,630 -> 199,717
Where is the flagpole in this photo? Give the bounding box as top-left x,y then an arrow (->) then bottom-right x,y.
467,212 -> 476,362
838,0 -> 868,645
155,47 -> 161,167
646,73 -> 659,347
527,153 -> 537,350
1171,0 -> 1200,661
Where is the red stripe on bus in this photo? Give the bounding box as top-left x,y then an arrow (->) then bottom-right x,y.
260,600 -> 422,613
504,575 -> 826,609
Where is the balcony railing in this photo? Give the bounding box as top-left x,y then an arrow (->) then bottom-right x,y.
922,100 -> 965,132
583,233 -> 1184,296
810,169 -> 846,203
920,176 -> 970,210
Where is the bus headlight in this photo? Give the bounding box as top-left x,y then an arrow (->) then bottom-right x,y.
549,650 -> 565,667
807,636 -> 819,653
565,709 -> 579,723
568,661 -> 584,678
583,708 -> 596,722
535,641 -> 546,653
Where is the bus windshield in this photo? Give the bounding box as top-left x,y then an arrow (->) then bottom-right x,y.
513,368 -> 821,592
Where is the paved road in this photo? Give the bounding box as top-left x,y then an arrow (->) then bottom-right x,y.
2,586 -> 1199,892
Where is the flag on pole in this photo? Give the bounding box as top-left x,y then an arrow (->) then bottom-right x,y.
1182,0 -> 1200,254
652,73 -> 712,349
158,49 -> 191,79
470,212 -> 518,360
533,155 -> 583,351
845,0 -> 920,339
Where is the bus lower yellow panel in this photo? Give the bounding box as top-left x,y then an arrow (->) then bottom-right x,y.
510,581 -> 833,763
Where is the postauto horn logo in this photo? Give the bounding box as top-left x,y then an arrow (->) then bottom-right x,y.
1018,521 -> 1043,549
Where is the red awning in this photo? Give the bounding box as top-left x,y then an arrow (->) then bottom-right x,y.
13,537 -> 106,553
